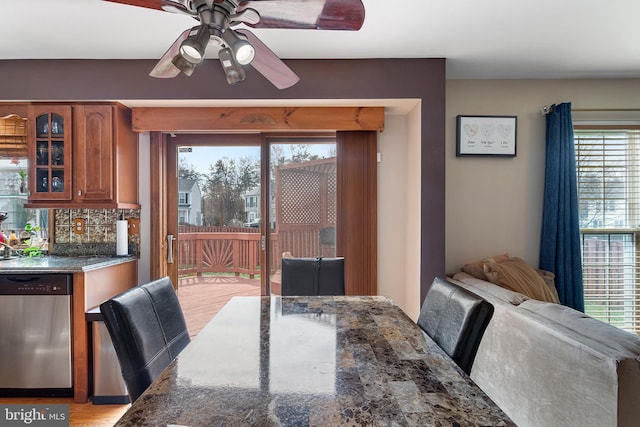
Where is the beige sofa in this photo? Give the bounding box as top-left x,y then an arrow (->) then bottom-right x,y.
450,271 -> 640,427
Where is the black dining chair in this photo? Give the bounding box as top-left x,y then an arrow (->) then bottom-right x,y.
417,276 -> 493,374
99,276 -> 191,402
318,257 -> 345,295
281,257 -> 345,296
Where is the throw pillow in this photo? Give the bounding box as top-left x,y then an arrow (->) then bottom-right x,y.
536,269 -> 560,303
483,257 -> 560,304
461,253 -> 510,281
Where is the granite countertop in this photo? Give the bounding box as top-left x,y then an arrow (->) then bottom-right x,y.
0,254 -> 136,274
116,296 -> 515,427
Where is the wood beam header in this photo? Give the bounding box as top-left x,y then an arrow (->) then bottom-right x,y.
131,107 -> 384,132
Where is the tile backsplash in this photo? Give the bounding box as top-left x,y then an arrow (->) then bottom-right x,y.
53,208 -> 140,256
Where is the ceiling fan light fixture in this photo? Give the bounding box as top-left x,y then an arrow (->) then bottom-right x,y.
171,54 -> 196,76
219,47 -> 246,85
234,43 -> 255,65
179,25 -> 210,64
222,29 -> 255,65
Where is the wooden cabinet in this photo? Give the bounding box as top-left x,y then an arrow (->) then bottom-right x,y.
72,259 -> 138,403
26,103 -> 139,208
73,104 -> 139,207
27,105 -> 73,202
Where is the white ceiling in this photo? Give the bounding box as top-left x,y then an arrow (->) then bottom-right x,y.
1,0 -> 639,80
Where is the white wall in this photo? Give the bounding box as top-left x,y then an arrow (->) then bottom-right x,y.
138,132 -> 151,285
445,79 -> 640,275
377,115 -> 407,311
404,104 -> 422,319
377,104 -> 422,320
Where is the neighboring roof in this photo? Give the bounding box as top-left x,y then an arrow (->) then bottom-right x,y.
178,179 -> 199,192
244,186 -> 260,197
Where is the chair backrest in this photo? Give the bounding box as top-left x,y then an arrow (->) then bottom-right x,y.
99,276 -> 190,402
281,257 -> 345,296
417,276 -> 493,374
318,257 -> 345,295
281,257 -> 318,296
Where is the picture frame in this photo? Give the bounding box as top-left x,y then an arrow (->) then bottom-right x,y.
456,115 -> 517,157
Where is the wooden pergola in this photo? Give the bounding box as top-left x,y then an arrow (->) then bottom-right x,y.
273,157 -> 337,260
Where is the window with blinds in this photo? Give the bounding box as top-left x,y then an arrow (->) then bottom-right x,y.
0,114 -> 28,157
575,127 -> 640,334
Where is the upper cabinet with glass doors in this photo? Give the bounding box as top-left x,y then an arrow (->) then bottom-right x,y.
28,105 -> 72,201
26,103 -> 140,209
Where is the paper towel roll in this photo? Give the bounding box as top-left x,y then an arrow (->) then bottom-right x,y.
116,220 -> 128,256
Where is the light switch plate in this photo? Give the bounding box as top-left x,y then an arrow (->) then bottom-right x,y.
128,218 -> 140,236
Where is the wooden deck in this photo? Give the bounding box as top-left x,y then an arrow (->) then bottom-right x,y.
177,274 -> 263,337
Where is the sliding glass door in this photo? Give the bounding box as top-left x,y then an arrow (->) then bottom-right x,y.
170,134 -> 337,303
267,137 -> 337,294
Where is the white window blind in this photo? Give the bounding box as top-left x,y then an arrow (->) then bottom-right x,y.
575,128 -> 640,334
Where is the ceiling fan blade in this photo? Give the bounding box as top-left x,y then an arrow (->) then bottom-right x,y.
149,29 -> 191,78
236,29 -> 299,89
230,8 -> 261,26
240,0 -> 365,31
102,0 -> 164,11
102,0 -> 194,13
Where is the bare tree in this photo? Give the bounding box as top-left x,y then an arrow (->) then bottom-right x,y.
201,157 -> 259,226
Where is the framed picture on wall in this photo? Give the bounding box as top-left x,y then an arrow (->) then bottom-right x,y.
456,115 -> 517,157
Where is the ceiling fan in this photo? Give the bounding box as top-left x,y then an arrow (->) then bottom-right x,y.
103,0 -> 365,89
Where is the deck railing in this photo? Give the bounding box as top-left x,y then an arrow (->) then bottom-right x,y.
177,228 -> 329,278
178,232 -> 262,278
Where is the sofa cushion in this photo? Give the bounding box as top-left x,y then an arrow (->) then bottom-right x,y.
451,272 -> 529,306
483,257 -> 560,303
470,297 -> 640,427
518,299 -> 640,356
452,272 -> 640,427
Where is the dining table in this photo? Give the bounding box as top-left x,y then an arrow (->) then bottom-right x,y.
115,295 -> 515,426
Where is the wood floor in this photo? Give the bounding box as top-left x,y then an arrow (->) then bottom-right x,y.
178,274 -> 262,337
0,275 -> 262,426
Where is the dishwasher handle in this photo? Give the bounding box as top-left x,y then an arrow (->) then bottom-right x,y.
5,276 -> 41,283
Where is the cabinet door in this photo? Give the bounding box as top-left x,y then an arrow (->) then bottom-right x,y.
74,105 -> 114,202
27,105 -> 73,201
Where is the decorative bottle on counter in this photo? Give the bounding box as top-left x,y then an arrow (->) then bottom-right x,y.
9,231 -> 18,247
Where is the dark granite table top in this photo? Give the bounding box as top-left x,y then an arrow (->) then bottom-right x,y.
0,254 -> 135,274
116,296 -> 515,427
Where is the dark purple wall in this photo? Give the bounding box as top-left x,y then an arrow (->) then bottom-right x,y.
0,57 -> 445,303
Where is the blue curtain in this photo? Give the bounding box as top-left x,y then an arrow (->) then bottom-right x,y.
539,102 -> 584,311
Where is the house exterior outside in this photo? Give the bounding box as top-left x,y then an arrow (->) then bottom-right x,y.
178,178 -> 203,226
243,186 -> 260,226
243,185 -> 279,228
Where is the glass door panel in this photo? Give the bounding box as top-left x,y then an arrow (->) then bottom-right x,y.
268,140 -> 337,295
29,106 -> 71,201
176,144 -> 262,335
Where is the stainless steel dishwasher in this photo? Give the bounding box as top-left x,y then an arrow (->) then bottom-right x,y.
0,274 -> 73,396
